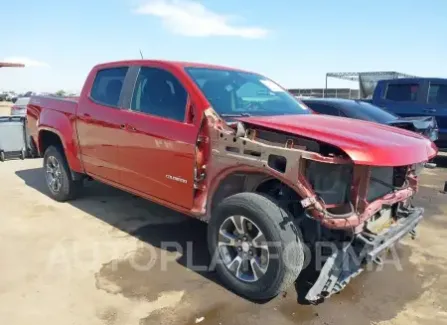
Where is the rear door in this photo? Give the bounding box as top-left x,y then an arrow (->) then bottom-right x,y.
118,65 -> 199,209
76,67 -> 129,183
426,81 -> 447,146
375,80 -> 425,117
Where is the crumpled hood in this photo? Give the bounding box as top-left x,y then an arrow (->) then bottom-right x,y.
238,114 -> 438,166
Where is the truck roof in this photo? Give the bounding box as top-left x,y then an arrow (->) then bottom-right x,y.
378,77 -> 447,83
93,59 -> 248,72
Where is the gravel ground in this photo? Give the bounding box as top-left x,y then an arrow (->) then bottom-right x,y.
0,101 -> 12,115
0,157 -> 446,325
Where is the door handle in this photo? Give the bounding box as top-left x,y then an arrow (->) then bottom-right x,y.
121,124 -> 137,131
424,108 -> 437,113
119,124 -> 137,131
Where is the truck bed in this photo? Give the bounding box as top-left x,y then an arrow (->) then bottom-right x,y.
26,95 -> 79,163
29,96 -> 78,115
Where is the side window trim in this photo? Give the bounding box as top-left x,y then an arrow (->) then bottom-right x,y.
120,66 -> 141,110
128,66 -> 189,123
427,82 -> 435,104
88,66 -> 129,109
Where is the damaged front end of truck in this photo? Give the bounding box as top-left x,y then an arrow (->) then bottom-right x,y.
196,109 -> 437,303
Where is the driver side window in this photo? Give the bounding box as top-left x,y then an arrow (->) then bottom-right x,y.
131,67 -> 187,122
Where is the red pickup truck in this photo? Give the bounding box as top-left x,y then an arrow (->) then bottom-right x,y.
27,60 -> 437,303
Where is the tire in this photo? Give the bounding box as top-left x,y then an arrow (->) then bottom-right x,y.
0,151 -> 4,162
43,145 -> 82,202
28,138 -> 38,158
20,150 -> 26,160
208,192 -> 304,301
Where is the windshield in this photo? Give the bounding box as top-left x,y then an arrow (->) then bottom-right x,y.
185,67 -> 310,118
341,100 -> 398,124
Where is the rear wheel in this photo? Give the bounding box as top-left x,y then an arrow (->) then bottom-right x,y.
208,192 -> 304,300
0,151 -> 5,162
28,138 -> 39,158
43,146 -> 82,201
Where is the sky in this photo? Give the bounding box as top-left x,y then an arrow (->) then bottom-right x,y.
1,0 -> 446,93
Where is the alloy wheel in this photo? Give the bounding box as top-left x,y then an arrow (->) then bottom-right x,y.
45,156 -> 63,194
218,215 -> 269,282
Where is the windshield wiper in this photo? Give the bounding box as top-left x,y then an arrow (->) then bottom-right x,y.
220,113 -> 252,117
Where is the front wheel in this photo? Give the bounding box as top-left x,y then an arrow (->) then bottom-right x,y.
43,146 -> 82,202
208,192 -> 304,301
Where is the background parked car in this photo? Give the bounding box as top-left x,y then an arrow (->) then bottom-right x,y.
10,97 -> 30,116
369,78 -> 447,149
302,98 -> 439,143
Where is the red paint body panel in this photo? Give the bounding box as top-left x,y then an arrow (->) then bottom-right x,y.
76,98 -> 126,182
26,59 -> 439,231
238,114 -> 438,166
118,111 -> 198,208
27,96 -> 83,173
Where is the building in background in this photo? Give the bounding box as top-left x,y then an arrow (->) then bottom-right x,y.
326,71 -> 417,99
289,71 -> 416,99
289,88 -> 360,99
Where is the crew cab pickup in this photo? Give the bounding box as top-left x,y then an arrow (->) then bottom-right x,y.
27,60 -> 437,303
371,78 -> 447,149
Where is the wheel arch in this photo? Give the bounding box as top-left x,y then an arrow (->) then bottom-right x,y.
38,128 -> 84,178
208,170 -> 305,218
38,129 -> 64,155
37,108 -> 84,173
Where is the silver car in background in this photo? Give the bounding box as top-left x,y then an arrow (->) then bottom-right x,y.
10,97 -> 30,116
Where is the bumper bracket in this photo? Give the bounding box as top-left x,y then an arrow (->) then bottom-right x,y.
305,206 -> 424,303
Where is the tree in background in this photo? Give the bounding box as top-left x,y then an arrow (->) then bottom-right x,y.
55,90 -> 67,97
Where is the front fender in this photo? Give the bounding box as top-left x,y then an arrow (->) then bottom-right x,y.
38,110 -> 83,173
205,164 -> 314,218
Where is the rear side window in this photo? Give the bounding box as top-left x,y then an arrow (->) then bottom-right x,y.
306,102 -> 340,116
131,67 -> 187,122
90,67 -> 128,107
385,83 -> 419,102
427,83 -> 447,105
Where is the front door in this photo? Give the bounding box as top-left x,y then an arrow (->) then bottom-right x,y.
118,66 -> 198,209
76,67 -> 129,183
426,81 -> 447,147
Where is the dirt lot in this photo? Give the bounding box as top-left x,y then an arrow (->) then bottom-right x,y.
0,157 -> 446,325
0,101 -> 12,115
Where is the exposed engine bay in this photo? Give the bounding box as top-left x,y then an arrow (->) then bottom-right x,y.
199,109 -> 424,229
195,108 -> 427,303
